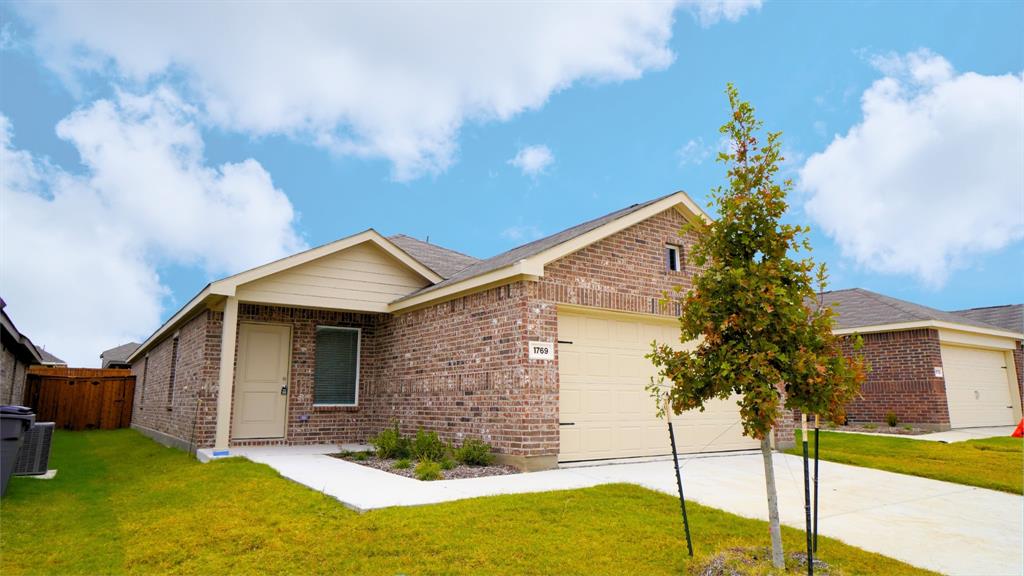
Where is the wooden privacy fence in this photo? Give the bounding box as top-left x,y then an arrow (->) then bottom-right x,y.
24,367 -> 135,431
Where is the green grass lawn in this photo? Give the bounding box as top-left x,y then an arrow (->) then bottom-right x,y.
1,430 -> 932,575
788,430 -> 1023,494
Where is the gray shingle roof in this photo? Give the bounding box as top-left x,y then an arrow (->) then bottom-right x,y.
387,235 -> 480,279
101,342 -> 140,367
820,288 -> 1013,333
951,304 -> 1023,334
37,347 -> 66,365
396,192 -> 680,301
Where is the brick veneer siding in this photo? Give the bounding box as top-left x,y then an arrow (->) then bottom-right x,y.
538,208 -> 697,317
131,310 -> 219,447
373,281 -> 559,457
1,346 -> 29,405
840,329 -> 951,426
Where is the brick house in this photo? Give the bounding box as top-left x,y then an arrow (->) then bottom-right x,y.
128,191 -> 792,469
821,289 -> 1023,430
1,298 -> 44,405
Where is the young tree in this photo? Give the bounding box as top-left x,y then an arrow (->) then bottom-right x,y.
648,84 -> 865,568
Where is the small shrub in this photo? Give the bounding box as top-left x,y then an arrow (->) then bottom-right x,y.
903,425 -> 913,432
370,423 -> 411,459
353,451 -> 369,461
393,458 -> 411,470
885,412 -> 899,427
863,423 -> 877,430
455,437 -> 495,466
414,459 -> 442,481
440,458 -> 456,471
412,429 -> 447,461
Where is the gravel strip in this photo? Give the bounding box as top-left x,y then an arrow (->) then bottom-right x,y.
328,453 -> 519,480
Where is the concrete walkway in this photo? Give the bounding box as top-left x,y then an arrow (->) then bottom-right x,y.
911,425 -> 1017,442
235,445 -> 1022,576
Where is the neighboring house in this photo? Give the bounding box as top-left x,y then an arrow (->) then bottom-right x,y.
37,347 -> 66,367
822,289 -> 1023,430
1,298 -> 43,405
952,304 -> 1024,414
100,342 -> 140,369
127,191 -> 785,470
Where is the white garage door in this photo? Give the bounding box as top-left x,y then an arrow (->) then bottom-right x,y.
941,345 -> 1015,428
558,309 -> 759,462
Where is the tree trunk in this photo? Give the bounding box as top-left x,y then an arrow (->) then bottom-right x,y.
761,435 -> 785,568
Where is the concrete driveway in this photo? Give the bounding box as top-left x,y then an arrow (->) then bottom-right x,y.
236,446 -> 1022,576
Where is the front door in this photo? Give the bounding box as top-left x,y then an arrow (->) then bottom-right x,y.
232,323 -> 291,439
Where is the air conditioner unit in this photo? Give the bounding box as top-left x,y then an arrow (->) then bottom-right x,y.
14,422 -> 54,476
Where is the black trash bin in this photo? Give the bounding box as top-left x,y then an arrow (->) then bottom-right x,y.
1,406 -> 35,497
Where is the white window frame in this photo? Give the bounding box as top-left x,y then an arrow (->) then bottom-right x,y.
313,326 -> 361,407
666,244 -> 682,272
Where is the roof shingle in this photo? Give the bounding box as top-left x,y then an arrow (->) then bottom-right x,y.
951,304 -> 1023,334
820,288 -> 1013,333
387,235 -> 479,279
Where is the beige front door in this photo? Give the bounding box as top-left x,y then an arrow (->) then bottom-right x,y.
232,323 -> 292,439
941,344 -> 1016,428
558,308 -> 759,462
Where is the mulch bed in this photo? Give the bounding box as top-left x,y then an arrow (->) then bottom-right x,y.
697,547 -> 832,575
329,453 -> 520,480
828,423 -> 934,436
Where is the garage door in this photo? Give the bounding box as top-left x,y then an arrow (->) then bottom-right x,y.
941,345 -> 1015,428
558,309 -> 759,462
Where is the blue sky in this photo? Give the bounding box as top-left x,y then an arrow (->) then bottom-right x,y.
1,1 -> 1022,365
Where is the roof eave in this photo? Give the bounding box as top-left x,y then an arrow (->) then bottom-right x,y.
833,320 -> 1024,341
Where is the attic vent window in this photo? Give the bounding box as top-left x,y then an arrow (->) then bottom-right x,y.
666,245 -> 682,272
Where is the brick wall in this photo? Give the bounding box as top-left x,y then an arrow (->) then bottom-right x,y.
131,310 -> 217,446
840,329 -> 950,426
1,346 -> 29,405
373,281 -> 559,457
539,208 -> 698,317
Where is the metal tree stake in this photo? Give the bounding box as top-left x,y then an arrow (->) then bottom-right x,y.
665,396 -> 693,557
802,413 -> 814,576
813,414 -> 820,552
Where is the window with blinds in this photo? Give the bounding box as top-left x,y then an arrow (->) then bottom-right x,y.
314,326 -> 360,405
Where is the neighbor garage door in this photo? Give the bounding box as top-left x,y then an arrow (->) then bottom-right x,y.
558,309 -> 759,462
941,345 -> 1015,428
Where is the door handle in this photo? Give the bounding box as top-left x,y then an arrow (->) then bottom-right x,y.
280,385 -> 288,396
560,422 -> 575,426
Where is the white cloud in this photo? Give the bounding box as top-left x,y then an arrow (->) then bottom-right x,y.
508,145 -> 554,177
680,0 -> 762,27
0,90 -> 304,365
676,137 -> 711,165
801,50 -> 1024,287
13,2 -> 684,180
500,224 -> 544,242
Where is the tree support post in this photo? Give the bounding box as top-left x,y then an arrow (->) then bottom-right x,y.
813,414 -> 820,552
802,413 -> 814,576
665,397 -> 693,557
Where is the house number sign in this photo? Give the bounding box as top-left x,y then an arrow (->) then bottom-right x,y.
529,341 -> 555,360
